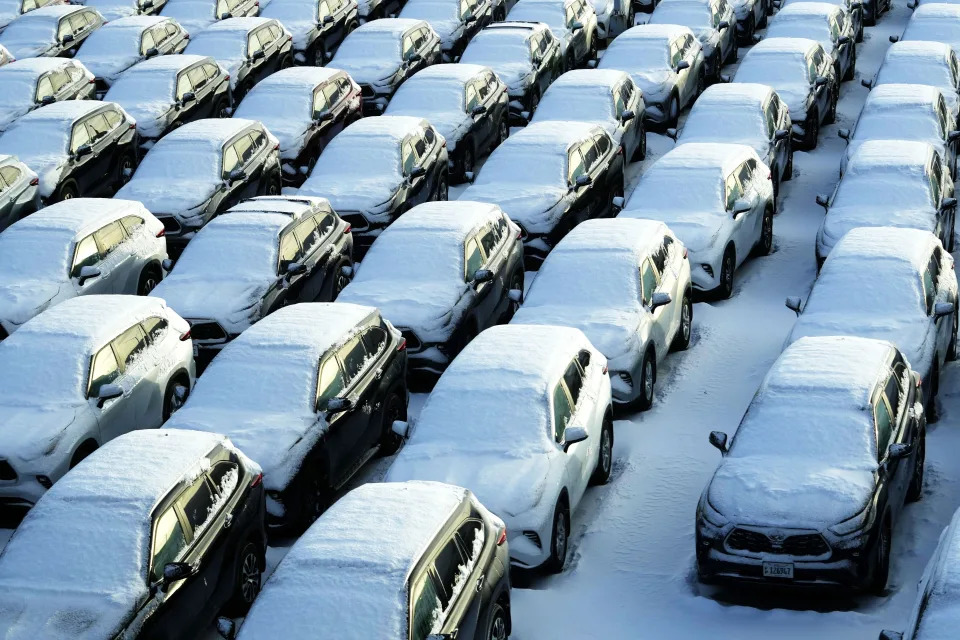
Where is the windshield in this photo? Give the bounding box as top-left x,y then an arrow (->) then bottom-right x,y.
354,229 -> 460,283
75,26 -> 139,58
834,171 -> 937,209
0,16 -> 56,44
235,87 -> 312,124
766,19 -> 831,47
136,141 -> 221,183
877,60 -> 954,88
0,119 -> 68,157
186,31 -> 246,61
602,39 -> 669,70
508,4 -> 564,33
390,79 -> 464,114
527,254 -> 639,308
854,108 -> 944,141
105,69 -> 176,104
536,88 -> 614,122
336,31 -> 401,61
650,4 -> 711,27
633,168 -> 723,212
312,136 -> 401,178
0,227 -> 72,282
804,262 -> 925,317
262,0 -> 316,22
401,1 -> 459,21
682,106 -> 765,143
474,146 -> 566,187
0,72 -> 34,110
461,34 -> 531,66
173,224 -> 278,279
736,52 -> 810,84
0,336 -> 87,404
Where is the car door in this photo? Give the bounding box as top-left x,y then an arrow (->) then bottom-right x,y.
813,48 -> 832,116
318,77 -> 348,144
245,28 -> 270,83
0,165 -> 27,228
185,62 -> 216,118
464,232 -> 494,327
553,364 -> 592,507
407,132 -> 432,205
66,115 -> 99,194
922,247 -> 951,356
84,111 -> 119,187
108,322 -> 157,434
579,137 -> 604,220
651,236 -> 680,340
878,369 -> 911,512
86,340 -> 127,440
290,214 -> 328,302
639,257 -> 669,357
724,164 -> 753,264
414,26 -> 435,69
92,219 -> 136,292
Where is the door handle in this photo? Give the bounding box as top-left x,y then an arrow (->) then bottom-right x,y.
475,574 -> 485,592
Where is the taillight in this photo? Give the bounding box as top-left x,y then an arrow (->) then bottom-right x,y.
683,247 -> 688,259
224,74 -> 230,81
250,472 -> 263,488
602,365 -> 608,375
916,376 -> 922,389
128,123 -> 136,130
343,224 -> 351,234
179,329 -> 191,341
273,143 -> 280,151
88,78 -> 95,84
397,338 -> 407,351
496,527 -> 507,546
767,171 -> 772,181
616,145 -> 623,155
29,177 -> 39,186
156,228 -> 166,237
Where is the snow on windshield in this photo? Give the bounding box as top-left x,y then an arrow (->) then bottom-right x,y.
76,25 -> 140,58
473,146 -> 566,188
650,4 -> 711,27
834,171 -> 937,210
336,31 -> 401,61
602,39 -> 670,70
461,33 -> 531,65
1,17 -> 56,45
903,20 -> 960,45
355,229 -> 462,284
765,19 -> 831,47
736,52 -> 809,84
854,108 -> 944,141
135,141 -> 221,184
0,335 -> 89,404
191,465 -> 237,539
630,167 -> 723,212
526,251 -> 640,309
187,31 -> 247,62
390,79 -> 465,115
0,118 -> 69,158
682,106 -> 766,144
536,88 -> 614,123
106,69 -> 176,103
171,223 -> 279,281
0,72 -> 36,110
235,87 -> 313,125
508,4 -> 564,33
0,227 -> 72,283
877,60 -> 953,88
312,134 -> 402,179
804,258 -> 926,318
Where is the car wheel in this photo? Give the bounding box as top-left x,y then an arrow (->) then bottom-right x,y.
948,314 -> 958,361
757,207 -> 773,256
434,172 -> 449,201
758,3 -> 768,27
565,49 -> 575,72
279,53 -> 293,69
299,464 -> 332,528
486,600 -> 509,640
495,117 -> 509,147
869,520 -> 891,595
637,348 -> 655,410
314,42 -> 327,66
590,415 -> 614,485
57,181 -> 79,202
863,3 -> 876,26
320,256 -> 351,301
266,176 -> 281,196
907,433 -> 925,502
527,88 -> 540,118
927,362 -> 940,423
587,36 -> 597,64
115,152 -> 136,189
717,245 -> 735,299
223,541 -> 263,616
137,264 -> 162,295
631,122 -> 646,161
740,16 -> 755,46
843,51 -> 856,81
671,291 -> 693,351
783,147 -> 794,181
666,92 -> 680,128
459,142 -> 475,183
162,376 -> 190,421
503,270 -> 524,321
804,110 -> 819,150
544,498 -> 570,573
70,440 -> 98,468
726,40 -> 738,65
211,97 -> 229,118
494,5 -> 505,20
379,388 -> 407,456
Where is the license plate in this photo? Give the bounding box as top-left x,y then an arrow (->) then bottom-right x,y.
193,344 -> 199,358
763,562 -> 794,579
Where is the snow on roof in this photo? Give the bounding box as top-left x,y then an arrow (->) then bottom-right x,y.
102,14 -> 170,28
337,114 -> 425,141
508,120 -> 601,150
162,117 -> 257,147
22,4 -> 87,17
914,507 -> 960,637
825,226 -> 940,274
355,17 -> 424,33
127,53 -> 208,73
10,197 -> 151,240
226,194 -> 330,216
549,217 -> 667,255
845,139 -> 935,171
913,2 -> 960,17
549,68 -> 627,89
650,142 -> 757,174
0,430 -> 230,640
866,82 -> 944,106
1,57 -> 73,76
18,100 -> 107,123
619,23 -> 691,40
386,200 -> 501,237
249,66 -> 341,90
747,36 -> 819,55
693,82 -> 773,108
18,295 -> 168,350
237,481 -> 467,640
407,62 -> 489,83
774,1 -> 840,16
886,39 -> 953,59
199,15 -> 272,32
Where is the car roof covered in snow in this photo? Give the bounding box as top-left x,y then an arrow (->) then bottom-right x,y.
125,53 -> 209,74
688,82 -> 775,108
404,62 -> 489,83
865,82 -> 945,107
774,1 -> 842,16
846,139 -> 937,172
19,4 -> 89,19
507,120 -> 603,150
913,2 -> 960,18
885,39 -> 953,61
197,16 -> 273,33
162,117 -> 259,147
237,481 -> 467,640
17,99 -> 111,124
248,66 -> 342,90
355,17 -> 425,34
100,14 -> 172,29
337,114 -> 427,142
913,507 -> 960,637
823,225 -> 940,274
0,430 -> 232,640
225,194 -> 331,216
746,36 -> 820,55
549,217 -> 669,256
0,57 -> 76,78
619,23 -> 692,41
647,142 -> 758,174
383,200 -> 502,237
6,197 -> 152,241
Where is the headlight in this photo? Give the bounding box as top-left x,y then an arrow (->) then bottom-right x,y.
701,496 -> 728,528
829,506 -> 872,536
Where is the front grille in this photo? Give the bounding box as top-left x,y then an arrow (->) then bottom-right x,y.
0,460 -> 17,482
523,531 -> 541,548
157,215 -> 181,234
726,528 -> 830,557
339,211 -> 369,232
188,320 -> 227,342
399,329 -> 421,352
360,84 -> 375,98
0,325 -> 7,341
94,78 -> 109,95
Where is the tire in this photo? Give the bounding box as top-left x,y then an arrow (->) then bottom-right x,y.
57,181 -> 79,202
494,6 -> 505,20
458,142 -> 475,183
115,152 -> 136,190
783,147 -> 794,181
587,36 -> 597,65
565,49 -> 575,72
265,176 -> 281,196
927,362 -> 940,423
863,2 -> 876,26
434,173 -> 449,201
211,97 -> 229,118
948,314 -> 958,361
502,270 -> 523,322
758,3 -> 768,27
297,463 -> 332,529
527,88 -> 540,118
495,117 -> 509,147
544,498 -> 570,573
803,110 -> 819,151
637,348 -> 655,410
589,416 -> 613,485
843,51 -> 856,81
726,40 -> 738,66
825,90 -> 838,125
70,440 -> 97,468
869,520 -> 890,595
631,122 -> 646,162
279,53 -> 293,69
717,245 -> 735,299
486,600 -> 509,640
739,16 -> 754,46
222,541 -> 263,616
162,376 -> 189,421
672,291 -> 692,351
907,433 -> 925,503
137,264 -> 161,295
756,208 -> 773,256
666,92 -> 680,128
322,257 -> 351,301
378,388 -> 407,456
314,42 -> 327,66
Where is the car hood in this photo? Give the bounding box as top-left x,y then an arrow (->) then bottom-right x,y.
0,587 -> 135,640
340,279 -> 462,333
79,54 -> 139,82
489,62 -> 531,93
122,99 -> 172,138
772,83 -> 810,120
1,40 -> 53,60
261,118 -> 310,157
278,19 -> 316,51
790,313 -> 930,372
151,275 -> 267,330
334,58 -> 398,85
116,178 -> 216,215
460,182 -> 566,229
708,456 -> 875,529
630,69 -> 673,99
301,175 -> 399,211
0,280 -> 64,328
513,304 -> 637,360
0,402 -> 87,465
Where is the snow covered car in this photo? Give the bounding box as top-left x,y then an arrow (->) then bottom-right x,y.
0,198 -> 167,337
786,227 -> 958,419
0,429 -> 266,636
75,15 -> 188,95
462,121 -> 624,267
0,295 -> 195,506
838,84 -> 958,178
227,482 -> 510,640
531,68 -> 646,163
880,506 -> 960,639
296,116 -> 448,256
385,63 -> 509,183
259,0 -> 358,66
780,0 -> 862,42
815,140 -> 956,264
514,219 -> 692,409
328,18 -> 441,115
895,3 -> 960,62
619,143 -> 774,299
151,195 -> 352,364
0,100 -> 138,202
672,83 -> 793,200
696,335 -> 926,593
117,118 -> 281,251
0,5 -> 103,59
863,41 -> 960,122
386,324 -> 613,572
104,55 -> 230,148
399,0 -> 493,61
78,0 -> 168,20
459,21 -> 562,124
234,67 -> 360,186
164,303 -> 407,531
729,0 -> 766,42
0,0 -> 66,32
732,37 -> 837,150
183,17 -> 292,100
338,201 -> 523,376
765,2 -> 856,82
159,0 -> 258,35
598,24 -> 705,128
649,0 -> 736,81
0,57 -> 95,134
0,154 -> 39,230
508,0 -> 598,70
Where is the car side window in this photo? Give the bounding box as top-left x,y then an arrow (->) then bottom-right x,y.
142,29 -> 156,54
150,506 -> 188,582
322,79 -> 342,107
88,344 -> 120,397
208,459 -> 239,498
885,362 -> 907,423
361,325 -> 387,359
71,235 -> 100,276
479,225 -> 498,257
456,519 -> 483,560
0,166 -> 20,188
234,133 -> 256,166
36,75 -> 54,102
923,250 -> 941,313
70,120 -> 91,153
432,536 -> 466,612
552,380 -> 574,441
401,140 -> 417,174
930,160 -> 943,207
737,159 -> 757,192
176,475 -> 218,536
413,132 -> 427,159
465,82 -> 480,112
94,220 -> 127,257
318,0 -> 331,18
222,144 -> 240,177
203,62 -> 220,79
724,173 -> 742,210
314,211 -> 335,237
423,126 -> 435,148
313,86 -> 330,116
104,108 -> 123,129
316,354 -> 346,409
142,316 -> 168,343
762,100 -> 777,138
411,571 -> 444,640
278,230 -> 299,273
640,258 -> 659,307
402,34 -> 416,59
112,323 -> 148,369
293,216 -> 321,256
57,17 -> 72,41
528,33 -> 541,59
562,358 -> 584,407
652,237 -> 671,274
593,133 -> 610,158
175,71 -> 193,100
567,148 -> 586,185
247,32 -> 261,57
256,27 -> 275,50
806,55 -> 818,83
85,114 -> 112,145
580,141 -> 599,172
875,396 -> 893,460
120,214 -> 144,235
166,22 -> 180,38
188,65 -> 207,90
337,335 -> 370,385
463,236 -> 484,282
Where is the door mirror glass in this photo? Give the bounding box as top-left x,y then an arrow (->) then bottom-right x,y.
774,128 -> 790,141
564,426 -> 588,446
325,397 -> 354,413
315,110 -> 334,122
935,301 -> 955,318
708,430 -> 728,453
675,60 -> 690,71
650,291 -> 672,310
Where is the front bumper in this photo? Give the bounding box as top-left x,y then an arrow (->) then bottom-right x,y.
360,84 -> 392,115
399,329 -> 453,375
698,548 -> 865,589
507,522 -> 552,569
643,100 -> 670,125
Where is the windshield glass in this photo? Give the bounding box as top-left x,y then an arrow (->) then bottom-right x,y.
75,26 -> 139,58
173,224 -> 278,278
106,69 -> 176,103
354,229 -> 460,283
136,141 -> 221,183
0,227 -> 72,282
854,108 -> 944,141
536,88 -> 614,122
634,168 -> 723,212
474,146 -> 566,187
0,119 -> 68,157
834,171 -> 937,209
0,17 -> 56,45
682,106 -> 765,142
877,59 -> 954,88
461,33 -> 531,66
650,4 -> 711,27
736,52 -> 810,84
602,39 -> 670,70
336,31 -> 401,61
186,31 -> 246,61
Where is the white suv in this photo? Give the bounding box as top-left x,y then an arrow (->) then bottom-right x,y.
0,198 -> 167,340
0,294 -> 195,506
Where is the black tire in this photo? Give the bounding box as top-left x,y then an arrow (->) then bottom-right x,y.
565,49 -> 575,72
434,173 -> 449,201
758,3 -> 768,27
863,3 -> 876,26
322,257 -> 351,301
314,42 -> 327,66
666,92 -> 681,128
927,362 -> 940,423
948,314 -> 958,361
803,110 -> 819,150
783,147 -> 794,181
843,51 -> 856,81
486,600 -> 509,640
907,433 -> 925,503
493,5 -> 505,20
297,463 -> 332,529
137,264 -> 162,295
115,152 -> 136,189
57,181 -> 79,202
717,245 -> 735,299
279,53 -> 293,69
587,36 -> 597,65
637,348 -> 655,410
502,270 -> 523,322
631,122 -> 646,162
162,376 -> 189,421
590,416 -> 613,485
869,520 -> 891,595
527,88 -> 540,118
378,388 -> 407,456
726,39 -> 738,65
211,97 -> 229,118
458,142 -> 475,183
672,291 -> 692,351
495,116 -> 509,147
544,498 -> 570,573
265,176 -> 281,196
70,440 -> 98,468
739,16 -> 754,47
756,207 -> 773,256
222,541 -> 263,616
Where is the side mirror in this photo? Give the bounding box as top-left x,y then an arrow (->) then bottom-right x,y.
77,264 -> 101,285
464,13 -> 477,22
650,291 -> 672,311
612,195 -> 625,210
405,52 -> 422,63
906,0 -> 917,6
577,349 -> 590,369
315,110 -> 335,123
935,301 -> 955,318
228,167 -> 246,182
719,73 -> 731,83
570,20 -> 584,31
620,109 -> 635,123
145,46 -> 159,58
732,198 -> 751,215
325,397 -> 354,413
251,49 -> 265,60
675,60 -> 690,71
161,258 -> 174,271
473,268 -> 494,284
718,20 -> 729,30
941,196 -> 957,211
563,426 -> 588,448
887,442 -> 913,460
837,35 -> 851,45
95,383 -> 123,407
861,78 -> 873,89
408,165 -> 427,179
665,127 -> 678,140
180,91 -> 196,104
141,0 -> 154,7
815,193 -> 829,209
815,76 -> 828,87
774,128 -> 790,141
391,420 -> 410,438
62,33 -> 74,44
574,174 -> 592,188
339,264 -> 353,278
74,143 -> 92,158
751,33 -> 762,44
40,95 -> 56,105
708,430 -> 728,454
216,618 -> 237,640
471,104 -> 486,116
220,11 -> 232,18
888,35 -> 900,43
785,296 -> 802,316
879,632 -> 904,640
162,562 -> 196,587
948,130 -> 960,142
323,14 -> 335,23
837,128 -> 850,141
286,261 -> 307,276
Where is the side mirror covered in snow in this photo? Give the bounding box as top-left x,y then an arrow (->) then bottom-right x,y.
216,618 -> 237,640
324,397 -> 354,413
815,194 -> 829,209
887,442 -> 913,460
731,198 -> 751,215
774,129 -> 790,141
837,128 -> 850,140
941,197 -> 957,211
473,268 -> 494,285
708,431 -> 728,454
888,35 -> 899,43
861,78 -> 873,89
77,264 -> 101,285
814,76 -> 828,87
879,631 -> 904,640
675,60 -> 690,71
563,426 -> 588,450
620,109 -> 635,123
161,258 -> 174,272
650,291 -> 672,311
665,127 -> 678,141
785,296 -> 802,316
392,420 -> 411,439
162,561 -> 196,587
95,383 -> 123,407
935,301 -> 955,318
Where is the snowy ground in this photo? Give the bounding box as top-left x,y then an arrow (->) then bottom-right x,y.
5,4 -> 959,639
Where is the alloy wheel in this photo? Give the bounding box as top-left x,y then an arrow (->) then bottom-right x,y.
168,383 -> 188,415
643,358 -> 654,402
600,428 -> 612,476
554,509 -> 567,562
239,550 -> 260,603
681,299 -> 691,342
490,615 -> 508,640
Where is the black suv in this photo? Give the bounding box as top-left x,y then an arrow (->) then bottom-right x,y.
0,429 -> 266,639
221,481 -> 511,640
164,303 -> 408,532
